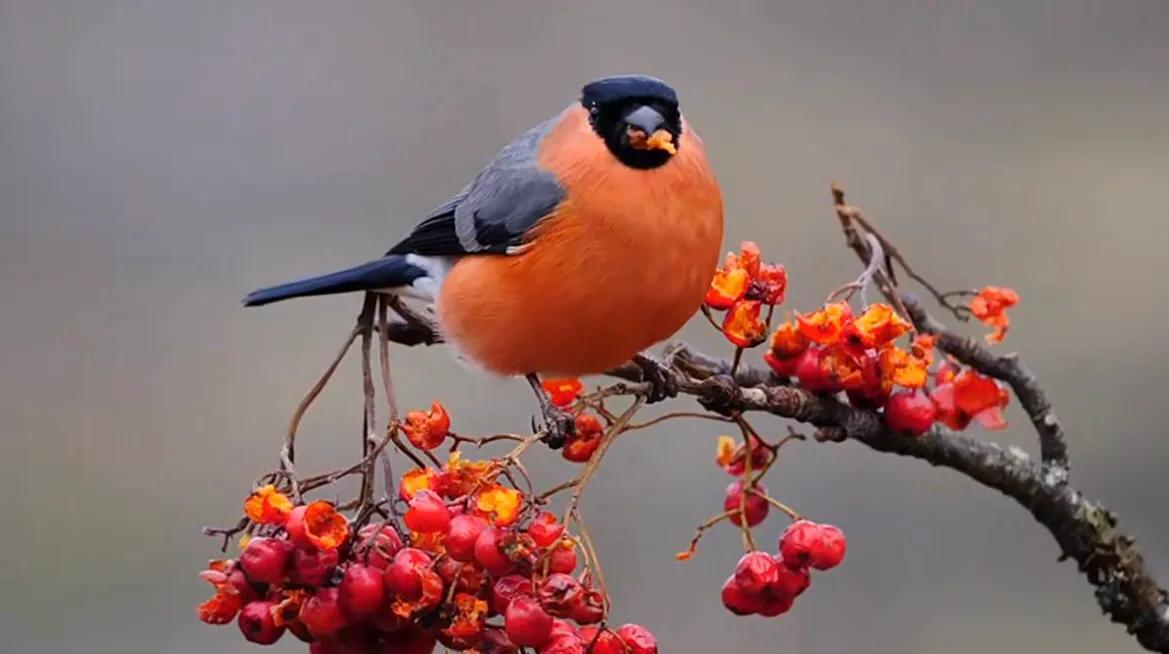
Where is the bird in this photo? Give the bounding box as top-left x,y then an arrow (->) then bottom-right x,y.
244,74 -> 724,445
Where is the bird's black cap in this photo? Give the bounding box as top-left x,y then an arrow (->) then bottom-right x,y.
581,75 -> 678,108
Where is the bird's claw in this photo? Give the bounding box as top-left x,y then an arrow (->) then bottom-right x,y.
634,354 -> 679,403
538,405 -> 575,449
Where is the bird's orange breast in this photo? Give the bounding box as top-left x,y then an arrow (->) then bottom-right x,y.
438,105 -> 723,376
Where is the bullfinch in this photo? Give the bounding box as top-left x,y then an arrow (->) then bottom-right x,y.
244,74 -> 724,444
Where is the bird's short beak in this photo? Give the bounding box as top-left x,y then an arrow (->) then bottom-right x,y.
624,105 -> 677,155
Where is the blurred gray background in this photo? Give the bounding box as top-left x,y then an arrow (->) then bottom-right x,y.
2,1 -> 1167,653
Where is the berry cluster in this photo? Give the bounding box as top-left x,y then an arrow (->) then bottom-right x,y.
721,521 -> 845,617
198,455 -> 658,653
696,432 -> 847,618
705,242 -> 1018,438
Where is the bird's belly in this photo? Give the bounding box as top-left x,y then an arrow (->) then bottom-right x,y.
437,209 -> 720,376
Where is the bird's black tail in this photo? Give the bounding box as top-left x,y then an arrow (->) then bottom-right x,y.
243,255 -> 426,307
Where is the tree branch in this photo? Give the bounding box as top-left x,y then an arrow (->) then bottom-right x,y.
829,184 -> 1070,480
901,295 -> 1070,481
607,341 -> 1169,651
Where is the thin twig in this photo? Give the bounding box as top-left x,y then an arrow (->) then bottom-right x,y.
283,326 -> 361,497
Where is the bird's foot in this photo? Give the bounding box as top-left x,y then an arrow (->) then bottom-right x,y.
633,353 -> 679,403
534,404 -> 575,450
525,373 -> 575,449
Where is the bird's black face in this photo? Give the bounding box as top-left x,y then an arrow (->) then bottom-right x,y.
581,75 -> 682,170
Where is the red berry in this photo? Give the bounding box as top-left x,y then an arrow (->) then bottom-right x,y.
548,619 -> 579,641
536,573 -> 584,618
291,545 -> 339,586
721,435 -> 773,476
446,514 -> 488,562
757,591 -> 795,617
474,526 -> 514,576
339,563 -> 385,618
371,608 -> 411,635
286,615 -> 316,643
300,588 -> 348,638
384,548 -> 432,601
310,625 -> 379,653
778,520 -> 821,570
795,347 -> 839,394
491,575 -> 534,615
721,575 -> 763,615
237,600 -> 285,645
563,415 -> 604,463
733,551 -> 779,595
615,624 -> 658,654
539,634 -> 585,654
548,544 -> 578,574
285,505 -> 313,549
763,351 -> 800,377
379,627 -> 438,654
240,537 -> 290,584
771,558 -> 811,598
846,387 -> 889,410
578,627 -> 625,654
528,512 -> 566,548
810,524 -> 847,570
479,628 -> 519,654
404,490 -> 452,534
227,567 -> 261,603
885,391 -> 937,436
505,595 -> 554,647
570,589 -> 605,625
723,480 -> 769,527
356,523 -> 404,570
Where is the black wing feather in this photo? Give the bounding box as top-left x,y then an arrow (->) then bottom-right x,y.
387,116 -> 565,258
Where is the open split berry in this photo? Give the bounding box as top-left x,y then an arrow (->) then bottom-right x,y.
570,589 -> 606,625
491,574 -> 534,615
537,573 -> 584,618
563,414 -> 604,463
285,501 -> 350,550
528,512 -> 566,548
384,548 -> 432,601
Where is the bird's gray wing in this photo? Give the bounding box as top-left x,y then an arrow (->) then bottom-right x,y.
388,116 -> 566,256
